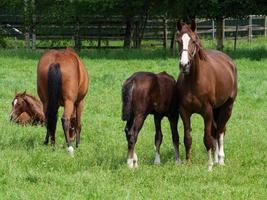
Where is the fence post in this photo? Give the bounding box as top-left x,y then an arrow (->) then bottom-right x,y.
248,15 -> 252,43
97,22 -> 101,48
74,18 -> 81,51
172,28 -> 176,56
24,0 -> 30,49
31,0 -> 36,50
265,16 -> 267,37
223,18 -> 225,41
234,18 -> 239,51
14,36 -> 18,49
163,17 -> 167,48
212,19 -> 215,40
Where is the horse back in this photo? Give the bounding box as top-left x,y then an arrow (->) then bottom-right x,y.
37,49 -> 89,104
129,71 -> 176,115
204,49 -> 237,100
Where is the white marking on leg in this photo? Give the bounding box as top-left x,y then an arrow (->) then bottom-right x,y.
218,133 -> 225,165
127,158 -> 134,169
173,143 -> 180,165
128,152 -> 138,169
133,152 -> 138,168
208,149 -> 213,172
212,137 -> 219,164
154,152 -> 161,165
180,33 -> 190,66
67,146 -> 74,157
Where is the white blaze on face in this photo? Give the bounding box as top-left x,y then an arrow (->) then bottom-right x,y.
180,33 -> 190,66
13,99 -> 18,106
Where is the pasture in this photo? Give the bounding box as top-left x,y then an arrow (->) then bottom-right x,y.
0,38 -> 266,199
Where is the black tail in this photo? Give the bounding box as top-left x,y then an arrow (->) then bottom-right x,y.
121,80 -> 134,121
46,63 -> 62,134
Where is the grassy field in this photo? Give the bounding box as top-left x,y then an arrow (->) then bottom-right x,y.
0,37 -> 266,199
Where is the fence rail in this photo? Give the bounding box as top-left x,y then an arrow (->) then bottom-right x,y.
0,15 -> 266,49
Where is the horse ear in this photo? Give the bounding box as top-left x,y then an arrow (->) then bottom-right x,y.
22,90 -> 26,96
176,20 -> 183,32
190,19 -> 196,32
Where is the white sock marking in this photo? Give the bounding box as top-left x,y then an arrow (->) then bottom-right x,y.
154,152 -> 161,165
212,137 -> 219,164
218,134 -> 225,165
67,146 -> 74,157
208,149 -> 213,172
127,152 -> 138,169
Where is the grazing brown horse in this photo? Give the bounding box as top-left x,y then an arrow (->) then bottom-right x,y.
122,71 -> 179,168
176,20 -> 237,171
10,91 -> 45,125
37,48 -> 89,156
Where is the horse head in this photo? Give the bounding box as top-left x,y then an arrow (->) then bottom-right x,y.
176,20 -> 205,74
10,91 -> 28,122
10,91 -> 45,124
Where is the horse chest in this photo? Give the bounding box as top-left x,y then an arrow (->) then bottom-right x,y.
181,91 -> 204,112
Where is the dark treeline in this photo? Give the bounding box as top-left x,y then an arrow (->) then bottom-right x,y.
0,0 -> 266,50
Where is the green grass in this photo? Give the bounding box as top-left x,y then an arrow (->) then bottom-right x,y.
0,37 -> 266,199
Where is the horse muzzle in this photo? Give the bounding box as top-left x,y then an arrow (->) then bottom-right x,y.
180,64 -> 190,74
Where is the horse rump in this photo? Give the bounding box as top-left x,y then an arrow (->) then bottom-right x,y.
121,80 -> 134,121
46,63 -> 62,134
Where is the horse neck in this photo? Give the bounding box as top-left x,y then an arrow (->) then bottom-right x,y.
24,96 -> 45,121
186,52 -> 201,83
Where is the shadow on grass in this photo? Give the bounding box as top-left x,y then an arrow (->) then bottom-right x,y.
0,47 -> 266,61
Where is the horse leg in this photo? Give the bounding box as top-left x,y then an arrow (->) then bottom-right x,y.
127,114 -> 145,169
180,108 -> 192,163
215,99 -> 234,165
42,103 -> 50,145
75,100 -> 84,148
212,109 -> 219,164
61,100 -> 75,156
168,113 -> 180,165
154,114 -> 163,165
203,105 -> 214,171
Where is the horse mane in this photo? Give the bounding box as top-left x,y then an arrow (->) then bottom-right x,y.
197,41 -> 207,61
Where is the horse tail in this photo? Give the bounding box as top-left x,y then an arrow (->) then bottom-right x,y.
121,80 -> 134,121
46,63 -> 62,134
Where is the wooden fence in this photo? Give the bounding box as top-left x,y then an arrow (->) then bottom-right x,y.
0,15 -> 266,49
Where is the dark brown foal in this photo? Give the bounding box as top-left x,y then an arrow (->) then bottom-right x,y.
122,71 -> 179,168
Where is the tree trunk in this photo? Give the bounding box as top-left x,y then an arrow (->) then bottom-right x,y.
216,16 -> 224,51
123,18 -> 133,48
24,0 -> 30,49
74,18 -> 81,51
234,18 -> 239,51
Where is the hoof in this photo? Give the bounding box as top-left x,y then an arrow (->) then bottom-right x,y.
175,159 -> 181,165
208,161 -> 214,172
154,159 -> 161,165
154,154 -> 161,165
127,158 -> 138,169
67,146 -> 74,157
219,160 -> 225,166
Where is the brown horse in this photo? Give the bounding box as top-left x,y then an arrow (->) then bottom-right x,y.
37,48 -> 89,156
122,71 -> 179,168
10,91 -> 45,125
176,20 -> 237,171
